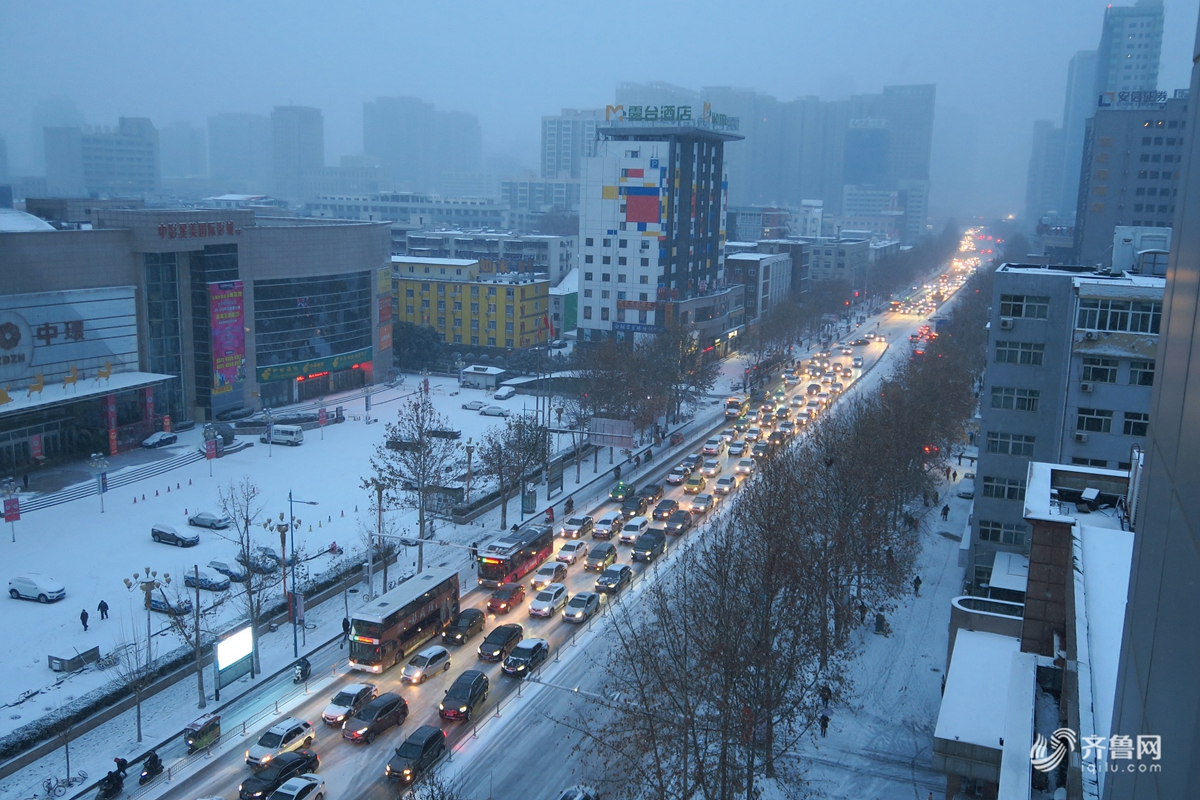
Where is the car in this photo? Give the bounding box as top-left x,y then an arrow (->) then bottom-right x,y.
595,564 -> 633,595
151,523 -> 200,547
745,427 -> 762,442
529,583 -> 568,617
142,431 -> 178,449
701,458 -> 722,477
266,774 -> 323,800
619,494 -> 650,520
666,466 -> 691,485
207,558 -> 249,583
806,399 -> 821,414
702,437 -> 725,456
841,345 -> 854,355
728,440 -> 746,457
768,430 -> 786,448
720,428 -> 737,443
502,638 -> 550,678
681,453 -> 703,471
776,405 -> 791,420
585,542 -> 618,571
493,386 -> 517,400
477,623 -> 523,662
852,338 -> 871,346
759,412 -> 775,429
637,483 -> 665,503
830,382 -> 844,394
187,511 -> 230,529
551,339 -> 569,349
442,608 -> 486,645
8,574 -> 66,603
385,725 -> 447,784
821,372 -> 835,385
237,549 -> 279,575
440,669 -> 491,720
184,568 -> 231,592
239,751 -> 320,800
779,421 -> 796,437
790,396 -> 806,409
735,459 -> 755,477
689,493 -> 717,515
401,646 -> 451,685
563,591 -> 600,623
665,510 -> 693,535
818,392 -> 832,406
245,718 -> 315,768
653,498 -> 680,520
322,683 -> 377,726
957,480 -> 976,500
751,441 -> 771,460
561,515 -> 595,539
714,475 -> 738,495
593,511 -> 624,539
608,482 -> 636,502
556,540 -> 589,565
557,786 -> 600,800
784,373 -> 801,386
684,475 -> 706,494
342,693 -> 407,744
487,583 -> 526,614
733,416 -> 752,432
480,406 -> 511,417
149,594 -> 194,615
774,388 -> 787,403
842,367 -> 853,378
806,382 -> 821,395
531,562 -> 568,591
631,530 -> 666,562
460,400 -> 486,411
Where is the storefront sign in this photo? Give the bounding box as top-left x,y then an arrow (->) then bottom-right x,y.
377,267 -> 392,295
157,221 -> 238,239
378,324 -> 392,351
257,347 -> 373,383
616,300 -> 660,311
379,296 -> 392,324
3,498 -> 19,523
208,282 -> 246,395
611,322 -> 665,333
605,102 -> 740,131
29,434 -> 42,460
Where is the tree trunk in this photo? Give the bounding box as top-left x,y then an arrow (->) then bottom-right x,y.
194,566 -> 206,709
135,686 -> 143,743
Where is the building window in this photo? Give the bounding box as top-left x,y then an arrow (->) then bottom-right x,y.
617,274 -> 627,283
406,288 -> 415,298
987,432 -> 1035,456
982,477 -> 1027,501
585,237 -> 594,246
1076,408 -> 1114,433
601,290 -> 610,299
506,305 -> 514,316
487,303 -> 496,314
471,335 -> 479,345
619,239 -> 628,248
505,322 -> 514,333
470,320 -> 479,331
995,341 -> 1045,366
471,286 -> 479,297
999,294 -> 1049,319
585,255 -> 594,263
453,318 -> 462,328
1082,357 -> 1119,383
437,316 -> 445,328
1129,359 -> 1155,386
420,299 -> 430,309
600,307 -> 610,321
505,338 -> 514,348
602,273 -> 611,282
641,258 -> 650,267
406,305 -> 414,314
618,257 -> 627,266
584,289 -> 593,298
979,520 -> 1028,546
1123,411 -> 1150,436
602,256 -> 611,265
471,302 -> 479,314
487,320 -> 497,330
639,274 -> 649,283
617,309 -> 626,322
454,334 -> 463,343
583,306 -> 592,320
1076,299 -> 1162,333
584,272 -> 594,281
1072,457 -> 1110,468
488,337 -> 496,346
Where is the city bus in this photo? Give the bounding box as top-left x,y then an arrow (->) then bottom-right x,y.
477,525 -> 554,589
348,568 -> 459,674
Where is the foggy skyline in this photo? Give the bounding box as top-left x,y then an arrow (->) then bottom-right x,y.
2,0 -> 1197,219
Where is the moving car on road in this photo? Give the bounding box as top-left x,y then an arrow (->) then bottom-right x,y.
245,717 -> 314,768
239,751 -> 319,800
401,646 -> 451,685
342,693 -> 407,744
561,515 -> 594,539
439,671 -> 490,720
441,608 -> 485,646
477,624 -> 523,662
322,684 -> 377,727
563,591 -> 600,623
529,583 -> 568,618
595,564 -> 633,595
556,540 -> 588,565
502,638 -> 550,678
386,725 -> 446,785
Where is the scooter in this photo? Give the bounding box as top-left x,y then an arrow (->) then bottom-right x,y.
293,658 -> 311,684
96,772 -> 123,800
138,754 -> 163,785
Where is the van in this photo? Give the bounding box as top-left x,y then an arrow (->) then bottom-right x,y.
493,386 -> 516,401
618,516 -> 650,545
263,424 -> 304,446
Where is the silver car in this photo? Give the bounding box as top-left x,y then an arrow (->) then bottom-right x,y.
402,646 -> 451,684
556,540 -> 588,565
529,583 -> 568,618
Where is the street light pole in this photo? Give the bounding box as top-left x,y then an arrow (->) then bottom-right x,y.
88,453 -> 109,513
263,408 -> 275,458
288,491 -> 318,658
464,438 -> 474,504
124,568 -> 170,670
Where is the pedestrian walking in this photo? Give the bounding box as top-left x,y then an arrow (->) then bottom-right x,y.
913,576 -> 922,597
858,601 -> 868,624
941,504 -> 950,521
97,600 -> 109,620
953,470 -> 958,482
957,453 -> 963,466
819,713 -> 830,737
80,609 -> 89,631
944,466 -> 951,480
341,617 -> 350,649
22,472 -> 28,491
614,464 -> 622,481
933,490 -> 939,504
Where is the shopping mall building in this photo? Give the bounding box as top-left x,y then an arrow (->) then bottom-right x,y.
0,207 -> 392,470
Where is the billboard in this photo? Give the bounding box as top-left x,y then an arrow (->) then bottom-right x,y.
589,417 -> 635,448
208,282 -> 246,395
215,623 -> 254,694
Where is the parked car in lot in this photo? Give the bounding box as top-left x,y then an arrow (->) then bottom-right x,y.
585,542 -> 618,571
653,499 -> 679,520
323,683 -> 377,726
187,511 -> 230,529
441,608 -> 486,645
529,583 -> 568,618
142,431 -> 178,448
480,406 -> 511,417
401,646 -> 451,685
487,583 -> 526,614
8,574 -> 66,603
386,725 -> 446,784
151,523 -> 199,547
207,558 -> 249,583
531,562 -> 568,591
556,540 -> 588,565
561,515 -> 594,539
184,568 -> 230,591
239,750 -> 319,799
236,550 -> 279,575
149,594 -> 193,615
593,512 -> 624,540
502,638 -> 550,678
477,624 -> 523,662
245,717 -> 315,768
461,400 -> 486,411
562,591 -> 600,623
342,693 -> 407,744
595,564 -> 633,595
665,510 -> 693,535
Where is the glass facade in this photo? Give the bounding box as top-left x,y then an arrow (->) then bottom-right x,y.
189,244 -> 239,417
144,252 -> 186,422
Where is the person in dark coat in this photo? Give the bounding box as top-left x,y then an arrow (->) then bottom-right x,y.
98,600 -> 109,620
819,713 -> 830,737
341,617 -> 350,648
80,609 -> 89,631
941,504 -> 950,521
22,472 -> 28,490
913,576 -> 922,596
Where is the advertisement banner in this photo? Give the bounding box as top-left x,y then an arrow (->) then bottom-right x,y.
378,296 -> 392,324
205,440 -> 217,460
318,408 -> 327,426
257,347 -> 372,383
208,282 -> 246,396
141,386 -> 155,421
108,429 -> 117,456
29,434 -> 42,460
4,498 -> 19,523
378,324 -> 392,351
377,267 -> 392,295
163,414 -> 172,433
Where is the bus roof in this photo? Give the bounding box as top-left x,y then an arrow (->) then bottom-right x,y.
481,525 -> 551,558
350,567 -> 457,624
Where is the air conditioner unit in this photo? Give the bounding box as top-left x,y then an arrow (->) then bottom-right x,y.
1080,382 -> 1093,393
1075,432 -> 1089,443
1084,331 -> 1096,340
999,317 -> 1014,330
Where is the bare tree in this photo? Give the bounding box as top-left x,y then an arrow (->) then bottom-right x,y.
157,573 -> 221,710
216,477 -> 272,673
109,628 -> 152,743
478,412 -> 548,529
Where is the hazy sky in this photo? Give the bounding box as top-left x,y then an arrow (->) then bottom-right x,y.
2,0 -> 1197,219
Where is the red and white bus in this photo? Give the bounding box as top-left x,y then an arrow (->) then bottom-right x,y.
477,525 -> 554,589
348,568 -> 459,674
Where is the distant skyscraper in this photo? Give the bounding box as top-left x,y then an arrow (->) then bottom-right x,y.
1094,0 -> 1164,99
270,106 -> 324,199
208,113 -> 271,191
0,135 -> 8,183
1025,120 -> 1065,221
44,117 -> 159,197
541,109 -> 602,179
159,121 -> 207,179
363,96 -> 482,194
1059,51 -> 1099,220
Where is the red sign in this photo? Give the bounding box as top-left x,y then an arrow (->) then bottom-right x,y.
378,297 -> 393,324
141,386 -> 155,422
163,415 -> 172,433
29,434 -> 42,460
318,408 -> 327,426
3,498 -> 19,523
108,429 -> 118,456
205,440 -> 217,460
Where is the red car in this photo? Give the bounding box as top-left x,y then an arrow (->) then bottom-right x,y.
487,583 -> 526,614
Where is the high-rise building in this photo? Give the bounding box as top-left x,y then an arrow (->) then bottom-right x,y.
541,109 -> 602,180
1059,50 -> 1099,220
1025,120 -> 1066,222
797,200 -> 823,237
1074,95 -> 1186,265
159,121 -> 207,179
43,117 -> 159,197
362,96 -> 482,194
724,252 -> 791,322
1094,0 -> 1164,100
270,106 -> 324,200
0,135 -> 8,183
207,113 -> 272,191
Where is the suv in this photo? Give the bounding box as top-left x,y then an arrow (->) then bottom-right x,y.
595,564 -> 633,595
8,574 -> 66,603
441,608 -> 485,645
239,751 -> 319,800
342,693 -> 407,744
322,684 -> 377,727
478,623 -> 523,662
245,717 -> 315,768
632,530 -> 666,562
439,670 -> 490,721
386,725 -> 447,785
529,583 -> 568,617
502,638 -> 550,678
585,542 -> 618,571
531,562 -> 567,591
593,512 -> 624,540
619,494 -> 650,520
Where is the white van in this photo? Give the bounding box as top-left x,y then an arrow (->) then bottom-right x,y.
618,516 -> 650,545
262,424 -> 304,446
493,386 -> 516,401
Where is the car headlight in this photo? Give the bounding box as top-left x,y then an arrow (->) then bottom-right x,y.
260,754 -> 272,763
386,765 -> 392,775
403,768 -> 413,775
245,750 -> 250,760
411,670 -> 421,679
356,727 -> 368,735
459,706 -> 468,713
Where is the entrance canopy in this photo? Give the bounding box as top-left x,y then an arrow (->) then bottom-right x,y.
0,371 -> 176,418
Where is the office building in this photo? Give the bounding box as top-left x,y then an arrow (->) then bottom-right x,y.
796,199 -> 823,237
727,206 -> 791,241
577,124 -> 745,352
159,121 -> 207,179
1059,51 -> 1099,220
362,96 -> 483,194
968,259 -> 1164,593
305,191 -> 508,230
207,113 -> 272,191
725,252 -> 791,322
1074,95 -> 1186,265
541,109 -> 602,180
270,106 -> 324,200
802,233 -> 870,290
392,256 -> 550,348
500,178 -> 581,213
1025,120 -> 1066,221
548,268 -> 578,335
1094,0 -> 1164,100
402,231 -> 576,286
0,135 -> 8,183
44,118 -> 160,197
753,239 -> 810,299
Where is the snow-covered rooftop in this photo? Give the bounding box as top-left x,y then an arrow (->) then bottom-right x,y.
990,551 -> 1029,594
935,629 -> 1021,750
1024,461 -> 1130,524
549,268 -> 577,295
1077,524 -> 1134,743
0,371 -> 176,416
0,208 -> 56,233
726,252 -> 782,261
391,255 -> 479,267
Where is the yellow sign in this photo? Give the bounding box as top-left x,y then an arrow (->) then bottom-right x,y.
377,267 -> 392,295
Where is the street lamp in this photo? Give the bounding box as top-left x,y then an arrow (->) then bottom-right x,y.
464,438 -> 475,504
267,492 -> 318,658
1,478 -> 18,542
262,408 -> 276,458
124,568 -> 170,670
88,453 -> 109,513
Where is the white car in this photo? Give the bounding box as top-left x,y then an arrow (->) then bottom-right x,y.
702,438 -> 724,456
402,645 -> 451,684
267,774 -> 324,800
480,406 -> 511,417
8,573 -> 66,603
531,562 -> 568,591
556,540 -> 588,565
529,583 -> 568,617
734,458 -> 756,476
321,684 -> 376,726
713,475 -> 738,496
245,717 -> 315,767
594,512 -> 624,539
701,458 -> 722,477
689,493 -> 717,515
461,400 -> 486,411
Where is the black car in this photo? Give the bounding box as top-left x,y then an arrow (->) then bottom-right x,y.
477,623 -> 523,662
652,499 -> 679,520
342,693 -> 408,744
238,750 -> 320,800
752,441 -> 770,460
619,495 -> 650,520
441,608 -> 486,646
637,484 -> 665,503
665,510 -> 693,535
595,564 -> 633,595
632,530 -> 666,563
502,638 -> 550,679
386,725 -> 447,784
768,431 -> 786,447
438,670 -> 490,721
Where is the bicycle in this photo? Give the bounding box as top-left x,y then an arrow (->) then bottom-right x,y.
42,771 -> 87,797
